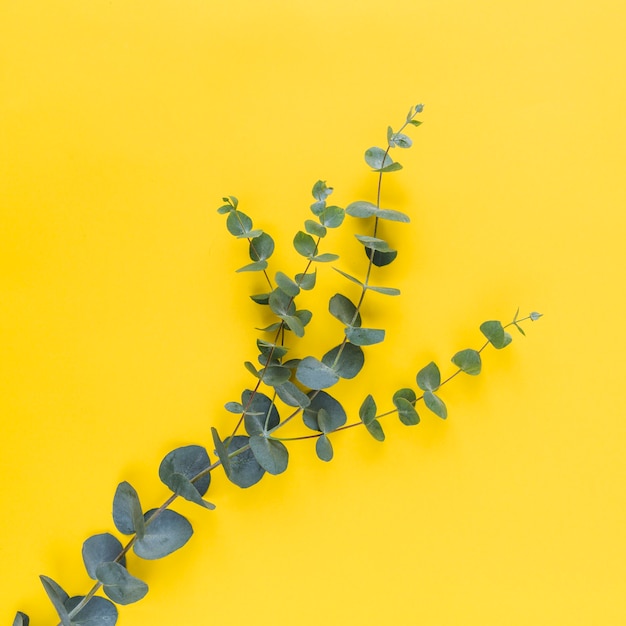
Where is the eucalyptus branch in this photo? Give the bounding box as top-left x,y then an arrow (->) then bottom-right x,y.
13,105 -> 544,626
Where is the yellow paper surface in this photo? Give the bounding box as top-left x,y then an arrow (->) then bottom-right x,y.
2,1 -> 625,624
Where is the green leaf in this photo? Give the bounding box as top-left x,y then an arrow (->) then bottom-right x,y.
346,201 -> 411,224
244,360 -> 259,378
226,211 -> 254,238
389,131 -> 412,148
365,419 -> 385,441
367,284 -> 401,296
293,231 -> 317,258
296,356 -> 340,389
134,509 -> 193,560
64,596 -> 118,626
40,576 -> 71,626
409,119 -> 423,126
303,391 -> 347,431
312,180 -> 333,202
82,534 -> 125,579
380,161 -> 403,172
333,267 -> 364,288
282,314 -> 305,337
242,389 -> 280,436
305,219 -> 327,238
310,200 -> 325,216
259,365 -> 292,386
96,562 -> 148,605
275,271 -> 300,297
257,322 -> 282,332
329,293 -> 361,327
296,270 -> 316,290
250,293 -> 270,305
315,435 -> 333,462
530,311 -> 543,321
393,388 -> 419,426
225,435 -> 265,488
268,288 -> 295,317
211,427 -> 231,477
12,612 -> 29,626
249,436 -> 289,475
322,342 -> 365,379
274,381 -> 311,408
319,205 -> 345,228
355,234 -> 395,253
359,394 -> 377,426
514,322 -> 526,336
345,327 -> 385,346
451,349 -> 482,375
224,401 -> 244,414
311,252 -> 339,263
316,407 -> 333,433
236,260 -> 268,273
158,445 -> 213,509
480,320 -> 512,349
416,361 -> 441,392
112,481 -> 144,538
369,248 -> 398,267
249,232 -> 274,262
424,391 -> 447,419
364,146 -> 392,170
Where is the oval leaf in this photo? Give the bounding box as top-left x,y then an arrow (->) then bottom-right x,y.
225,435 -> 265,489
112,481 -> 144,538
394,397 -> 420,426
322,343 -> 364,379
359,394 -> 377,426
40,576 -> 71,626
274,381 -> 311,408
315,435 -> 333,462
345,327 -> 385,346
365,419 -> 385,442
480,320 -> 512,349
451,348 -> 482,375
424,391 -> 447,419
249,435 -> 289,475
133,509 -> 193,560
416,361 -> 441,392
242,390 -> 280,436
303,391 -> 347,432
296,356 -> 340,390
64,596 -> 118,626
275,271 -> 300,297
82,534 -> 125,580
96,561 -> 149,605
329,293 -> 361,327
364,146 -> 392,170
293,231 -> 317,257
249,232 -> 274,261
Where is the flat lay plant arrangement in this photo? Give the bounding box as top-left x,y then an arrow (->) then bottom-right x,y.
12,105 -> 541,626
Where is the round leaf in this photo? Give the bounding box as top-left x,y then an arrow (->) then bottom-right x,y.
364,146 -> 392,170
249,435 -> 289,475
158,445 -> 212,499
451,348 -> 482,375
64,596 -> 118,626
225,435 -> 265,488
480,320 -> 512,349
322,343 -> 364,379
82,534 -> 126,580
329,293 -> 361,327
95,561 -> 149,605
249,232 -> 274,261
293,231 -> 317,257
303,391 -> 347,432
296,356 -> 340,390
242,390 -> 280,436
133,509 -> 193,560
315,435 -> 333,462
416,361 -> 441,392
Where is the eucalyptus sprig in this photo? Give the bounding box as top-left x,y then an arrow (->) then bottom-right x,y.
12,105 -> 542,626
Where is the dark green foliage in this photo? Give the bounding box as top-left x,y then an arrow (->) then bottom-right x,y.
26,105 -> 544,626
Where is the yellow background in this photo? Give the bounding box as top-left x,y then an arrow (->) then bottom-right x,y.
2,1 -> 625,624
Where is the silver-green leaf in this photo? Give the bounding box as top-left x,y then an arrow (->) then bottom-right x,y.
82,534 -> 125,580
95,561 -> 148,605
133,509 -> 193,560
